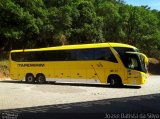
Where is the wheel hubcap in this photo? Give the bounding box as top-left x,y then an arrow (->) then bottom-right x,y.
28,76 -> 33,82
38,76 -> 45,83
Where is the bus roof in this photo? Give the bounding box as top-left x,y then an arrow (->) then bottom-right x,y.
11,42 -> 137,52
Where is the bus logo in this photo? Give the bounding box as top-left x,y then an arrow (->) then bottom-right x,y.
17,64 -> 45,67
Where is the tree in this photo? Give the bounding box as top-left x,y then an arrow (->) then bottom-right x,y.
0,0 -> 160,58
96,1 -> 122,42
69,1 -> 104,44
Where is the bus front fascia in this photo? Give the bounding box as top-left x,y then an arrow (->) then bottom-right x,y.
109,43 -> 148,74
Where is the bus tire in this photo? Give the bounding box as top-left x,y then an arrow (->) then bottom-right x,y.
36,73 -> 46,84
25,73 -> 35,84
108,75 -> 122,87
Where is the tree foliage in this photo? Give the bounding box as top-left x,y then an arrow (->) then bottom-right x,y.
0,0 -> 160,57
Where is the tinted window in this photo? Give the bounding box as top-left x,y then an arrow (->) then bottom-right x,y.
125,53 -> 143,72
11,50 -> 69,62
95,48 -> 117,62
42,50 -> 69,61
11,48 -> 117,62
76,49 -> 94,60
114,47 -> 136,55
114,47 -> 137,67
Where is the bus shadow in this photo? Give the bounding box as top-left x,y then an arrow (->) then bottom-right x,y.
0,80 -> 141,89
0,80 -> 24,84
0,93 -> 160,119
49,82 -> 141,89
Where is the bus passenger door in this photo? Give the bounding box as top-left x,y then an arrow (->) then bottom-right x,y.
87,62 -> 105,84
126,53 -> 141,85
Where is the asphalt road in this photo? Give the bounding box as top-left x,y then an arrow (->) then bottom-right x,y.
0,76 -> 160,119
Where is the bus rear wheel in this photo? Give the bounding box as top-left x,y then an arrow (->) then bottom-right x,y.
25,73 -> 35,83
36,74 -> 46,84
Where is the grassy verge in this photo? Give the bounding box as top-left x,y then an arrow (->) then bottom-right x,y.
0,60 -> 9,79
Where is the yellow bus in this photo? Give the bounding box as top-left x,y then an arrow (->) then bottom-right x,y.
9,43 -> 148,87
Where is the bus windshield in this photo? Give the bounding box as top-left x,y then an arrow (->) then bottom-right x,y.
124,53 -> 147,73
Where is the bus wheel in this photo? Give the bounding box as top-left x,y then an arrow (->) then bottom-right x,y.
36,74 -> 46,84
108,75 -> 122,87
25,73 -> 35,83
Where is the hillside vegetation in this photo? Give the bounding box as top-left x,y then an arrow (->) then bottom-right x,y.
0,0 -> 160,58
148,58 -> 160,75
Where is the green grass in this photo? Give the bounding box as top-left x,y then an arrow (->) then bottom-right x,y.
0,60 -> 9,78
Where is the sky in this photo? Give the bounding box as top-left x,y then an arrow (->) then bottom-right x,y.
124,0 -> 160,11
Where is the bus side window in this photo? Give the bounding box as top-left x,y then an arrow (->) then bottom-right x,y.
76,49 -> 94,60
69,50 -> 78,60
95,48 -> 117,63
